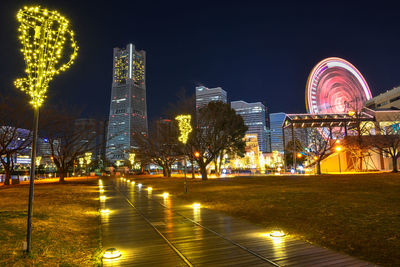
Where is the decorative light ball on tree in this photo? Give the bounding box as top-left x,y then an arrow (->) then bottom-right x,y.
14,6 -> 78,108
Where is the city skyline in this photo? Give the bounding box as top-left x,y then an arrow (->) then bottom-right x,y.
1,1 -> 400,121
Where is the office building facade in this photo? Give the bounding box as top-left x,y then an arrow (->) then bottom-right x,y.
269,112 -> 286,153
106,43 -> 148,162
195,85 -> 227,109
365,86 -> 400,110
231,101 -> 268,153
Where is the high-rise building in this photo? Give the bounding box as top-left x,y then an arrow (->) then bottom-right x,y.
106,43 -> 148,162
269,112 -> 286,153
231,101 -> 268,153
195,85 -> 227,109
365,86 -> 400,110
74,118 -> 107,162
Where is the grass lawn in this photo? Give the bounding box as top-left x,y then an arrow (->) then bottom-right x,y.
130,173 -> 400,266
0,179 -> 101,265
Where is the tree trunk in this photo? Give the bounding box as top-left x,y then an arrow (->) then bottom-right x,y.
162,167 -> 167,177
167,166 -> 171,177
4,170 -> 11,185
392,156 -> 398,173
199,162 -> 208,180
316,160 -> 321,175
59,170 -> 65,182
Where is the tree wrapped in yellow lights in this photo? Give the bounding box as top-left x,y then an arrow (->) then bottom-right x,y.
15,6 -> 78,254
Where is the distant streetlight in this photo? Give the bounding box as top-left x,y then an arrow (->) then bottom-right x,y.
175,114 -> 192,193
15,6 -> 78,254
336,146 -> 342,173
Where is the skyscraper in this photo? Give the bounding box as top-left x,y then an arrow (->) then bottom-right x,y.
231,101 -> 268,153
106,43 -> 148,162
195,85 -> 227,109
269,112 -> 286,153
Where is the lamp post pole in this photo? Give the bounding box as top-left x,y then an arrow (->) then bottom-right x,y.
26,107 -> 39,253
184,156 -> 187,193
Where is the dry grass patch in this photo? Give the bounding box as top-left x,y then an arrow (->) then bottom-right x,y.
0,180 -> 101,265
130,173 -> 400,266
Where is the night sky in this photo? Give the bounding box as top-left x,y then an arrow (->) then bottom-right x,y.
1,0 -> 400,121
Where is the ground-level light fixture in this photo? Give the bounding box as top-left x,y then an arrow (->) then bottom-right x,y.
269,230 -> 285,238
147,187 -> 152,192
192,203 -> 201,209
100,196 -> 106,201
163,192 -> 169,198
99,185 -> 104,189
138,183 -> 142,188
103,248 -> 121,259
100,209 -> 110,214
131,181 -> 135,185
99,189 -> 105,193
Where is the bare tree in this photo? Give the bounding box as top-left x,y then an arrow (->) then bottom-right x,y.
40,107 -> 105,182
134,120 -> 180,177
307,127 -> 334,175
370,120 -> 400,172
0,96 -> 32,185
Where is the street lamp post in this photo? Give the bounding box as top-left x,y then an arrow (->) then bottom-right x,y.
175,115 -> 192,193
15,6 -> 78,254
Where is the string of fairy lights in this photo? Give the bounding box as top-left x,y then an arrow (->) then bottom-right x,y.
14,6 -> 78,108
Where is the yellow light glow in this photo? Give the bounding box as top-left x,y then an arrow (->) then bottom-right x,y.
192,203 -> 201,209
85,152 -> 92,165
147,187 -> 152,192
100,196 -> 106,201
15,6 -> 78,108
100,209 -> 110,214
129,153 -> 135,165
35,156 -> 42,166
348,110 -> 356,117
336,146 -> 342,152
131,181 -> 135,185
103,248 -> 121,259
175,114 -> 192,144
99,189 -> 104,193
99,185 -> 103,189
137,183 -> 142,188
163,192 -> 169,198
269,230 -> 285,238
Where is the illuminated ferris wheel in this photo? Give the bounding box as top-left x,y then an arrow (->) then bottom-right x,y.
306,57 -> 372,115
